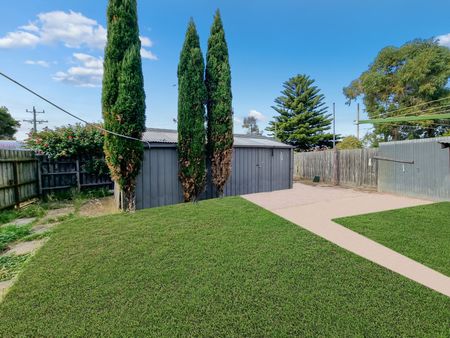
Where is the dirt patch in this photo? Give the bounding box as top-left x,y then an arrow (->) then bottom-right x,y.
79,196 -> 118,217
0,280 -> 13,299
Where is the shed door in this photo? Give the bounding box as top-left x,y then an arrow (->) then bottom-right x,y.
257,149 -> 272,192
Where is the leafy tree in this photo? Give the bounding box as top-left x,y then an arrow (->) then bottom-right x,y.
0,107 -> 20,140
267,74 -> 334,151
242,116 -> 262,135
102,0 -> 146,211
205,10 -> 233,197
361,132 -> 383,148
344,39 -> 450,141
336,136 -> 363,150
178,19 -> 207,202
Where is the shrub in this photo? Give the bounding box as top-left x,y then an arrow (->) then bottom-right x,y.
336,136 -> 363,150
26,124 -> 104,159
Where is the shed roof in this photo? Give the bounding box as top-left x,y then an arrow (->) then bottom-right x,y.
142,128 -> 292,148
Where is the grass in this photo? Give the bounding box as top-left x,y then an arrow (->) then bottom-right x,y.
0,204 -> 46,226
0,224 -> 32,252
0,254 -> 30,281
0,197 -> 448,337
335,202 -> 450,277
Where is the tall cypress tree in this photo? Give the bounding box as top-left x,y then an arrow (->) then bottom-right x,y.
177,19 -> 207,202
205,10 -> 233,197
267,74 -> 333,151
102,0 -> 146,211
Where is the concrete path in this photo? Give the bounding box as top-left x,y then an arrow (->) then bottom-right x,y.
6,239 -> 47,256
244,183 -> 450,297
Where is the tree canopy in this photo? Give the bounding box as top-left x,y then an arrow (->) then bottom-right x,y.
336,136 -> 363,150
242,116 -> 262,135
205,10 -> 233,197
344,39 -> 450,141
267,74 -> 334,151
102,0 -> 146,211
0,106 -> 20,140
177,19 -> 207,202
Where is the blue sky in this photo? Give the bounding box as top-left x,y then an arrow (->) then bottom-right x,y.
1,0 -> 449,140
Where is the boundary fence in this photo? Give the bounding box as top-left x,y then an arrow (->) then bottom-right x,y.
294,148 -> 379,188
0,150 -> 112,209
0,149 -> 38,209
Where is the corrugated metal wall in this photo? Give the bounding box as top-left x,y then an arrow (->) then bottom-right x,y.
378,136 -> 450,201
135,146 -> 293,209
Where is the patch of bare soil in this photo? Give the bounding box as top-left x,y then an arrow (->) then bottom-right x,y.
79,196 -> 118,217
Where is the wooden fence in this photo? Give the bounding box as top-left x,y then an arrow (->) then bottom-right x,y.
294,148 -> 379,188
0,150 -> 113,209
38,156 -> 113,195
0,150 -> 39,210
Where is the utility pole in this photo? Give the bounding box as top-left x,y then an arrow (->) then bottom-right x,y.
23,106 -> 47,133
332,102 -> 339,186
332,102 -> 336,148
356,103 -> 360,140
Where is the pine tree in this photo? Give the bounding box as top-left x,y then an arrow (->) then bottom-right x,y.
177,19 -> 207,202
267,75 -> 333,151
102,0 -> 146,211
205,10 -> 233,197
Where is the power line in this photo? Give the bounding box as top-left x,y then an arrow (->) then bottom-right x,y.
0,71 -> 145,144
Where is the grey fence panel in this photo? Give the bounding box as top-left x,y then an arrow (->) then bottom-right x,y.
378,137 -> 450,201
294,149 -> 378,188
38,155 -> 113,194
135,146 -> 293,209
0,150 -> 38,209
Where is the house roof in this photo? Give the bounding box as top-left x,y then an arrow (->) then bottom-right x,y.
142,128 -> 292,148
0,140 -> 27,151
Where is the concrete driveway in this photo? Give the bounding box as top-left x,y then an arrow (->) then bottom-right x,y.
243,183 -> 450,297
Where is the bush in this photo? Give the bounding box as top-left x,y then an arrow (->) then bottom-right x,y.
336,136 -> 363,150
26,124 -> 104,159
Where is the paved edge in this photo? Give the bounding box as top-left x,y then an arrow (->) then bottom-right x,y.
243,191 -> 450,298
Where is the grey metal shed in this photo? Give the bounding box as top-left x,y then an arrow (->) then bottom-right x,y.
134,128 -> 293,209
378,136 -> 450,201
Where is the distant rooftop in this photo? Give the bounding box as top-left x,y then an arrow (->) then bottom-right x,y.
142,128 -> 292,148
0,140 -> 27,151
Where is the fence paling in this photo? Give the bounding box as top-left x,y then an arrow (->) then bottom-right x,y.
0,151 -> 113,209
37,156 -> 113,194
0,150 -> 39,210
294,148 -> 379,188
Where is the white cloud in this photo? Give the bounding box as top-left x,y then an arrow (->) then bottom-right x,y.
25,60 -> 50,67
248,110 -> 266,121
233,116 -> 243,124
437,33 -> 450,48
0,10 -> 157,60
19,22 -> 39,32
140,48 -> 158,60
140,36 -> 153,47
53,53 -> 103,87
0,31 -> 40,48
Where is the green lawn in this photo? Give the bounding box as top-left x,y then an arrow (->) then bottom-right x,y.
0,197 -> 448,337
335,202 -> 450,277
